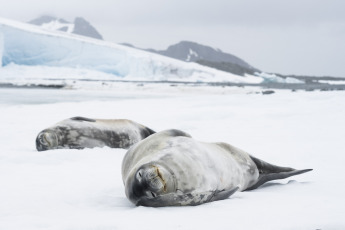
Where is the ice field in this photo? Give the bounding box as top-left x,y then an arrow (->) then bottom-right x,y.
0,87 -> 344,230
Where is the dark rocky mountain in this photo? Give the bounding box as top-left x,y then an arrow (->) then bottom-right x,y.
72,17 -> 103,39
155,41 -> 251,67
122,41 -> 260,76
28,16 -> 103,40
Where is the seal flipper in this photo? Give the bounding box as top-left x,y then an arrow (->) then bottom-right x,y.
70,116 -> 96,122
209,186 -> 239,202
137,187 -> 239,207
245,155 -> 312,191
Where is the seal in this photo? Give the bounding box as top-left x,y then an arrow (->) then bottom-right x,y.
122,129 -> 312,207
36,117 -> 155,151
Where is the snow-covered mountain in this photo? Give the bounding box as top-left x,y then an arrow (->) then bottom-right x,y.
0,17 -> 305,87
0,17 -> 266,84
28,15 -> 103,40
149,41 -> 253,67
123,41 -> 260,76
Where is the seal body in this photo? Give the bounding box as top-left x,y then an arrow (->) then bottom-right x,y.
122,129 -> 312,207
36,117 -> 155,151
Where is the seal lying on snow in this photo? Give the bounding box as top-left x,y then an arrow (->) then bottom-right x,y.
36,117 -> 155,151
122,129 -> 312,207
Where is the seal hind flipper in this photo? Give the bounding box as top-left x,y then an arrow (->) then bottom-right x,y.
246,155 -> 312,191
146,127 -> 156,135
140,127 -> 156,138
137,187 -> 239,207
70,116 -> 96,122
165,129 -> 192,138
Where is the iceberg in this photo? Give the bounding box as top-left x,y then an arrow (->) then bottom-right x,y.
0,17 -> 262,83
255,72 -> 304,84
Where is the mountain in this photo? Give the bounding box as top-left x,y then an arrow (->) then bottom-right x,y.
122,41 -> 260,76
28,15 -> 103,40
0,17 -> 264,84
29,16 -> 256,76
152,41 -> 252,67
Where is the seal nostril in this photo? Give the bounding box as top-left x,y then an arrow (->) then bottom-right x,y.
136,169 -> 144,182
151,192 -> 156,198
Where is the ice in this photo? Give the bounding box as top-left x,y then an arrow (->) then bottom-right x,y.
0,88 -> 344,230
1,23 -> 127,76
256,72 -> 304,84
0,17 -> 262,84
319,80 -> 345,85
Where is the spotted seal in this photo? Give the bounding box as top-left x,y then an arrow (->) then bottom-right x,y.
122,129 -> 312,207
36,117 -> 155,151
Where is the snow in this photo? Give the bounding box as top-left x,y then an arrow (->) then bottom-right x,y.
319,80 -> 345,85
186,48 -> 198,61
0,64 -> 265,93
0,15 -> 343,230
0,87 -> 344,230
41,20 -> 75,33
0,17 -> 262,84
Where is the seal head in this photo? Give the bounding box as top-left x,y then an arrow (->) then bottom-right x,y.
125,163 -> 176,206
36,130 -> 59,151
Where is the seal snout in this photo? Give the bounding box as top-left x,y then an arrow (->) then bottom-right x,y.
36,131 -> 58,151
141,166 -> 166,192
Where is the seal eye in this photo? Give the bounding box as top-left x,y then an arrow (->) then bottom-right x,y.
38,134 -> 47,146
39,137 -> 46,145
146,191 -> 157,198
136,169 -> 143,182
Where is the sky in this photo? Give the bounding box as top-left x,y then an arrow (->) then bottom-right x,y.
0,0 -> 344,77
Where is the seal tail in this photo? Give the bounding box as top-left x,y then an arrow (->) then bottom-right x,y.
245,155 -> 313,191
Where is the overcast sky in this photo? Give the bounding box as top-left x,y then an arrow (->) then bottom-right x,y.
1,0 -> 344,77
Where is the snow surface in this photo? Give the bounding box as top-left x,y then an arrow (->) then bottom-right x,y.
186,48 -> 198,62
0,17 -> 262,83
0,87 -> 344,230
41,20 -> 75,33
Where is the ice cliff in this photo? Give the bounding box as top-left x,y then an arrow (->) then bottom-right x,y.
0,18 -> 261,83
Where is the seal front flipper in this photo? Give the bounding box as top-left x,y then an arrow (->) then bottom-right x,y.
245,155 -> 313,191
208,186 -> 239,202
137,187 -> 239,207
